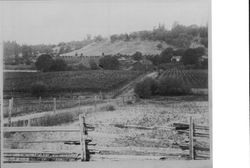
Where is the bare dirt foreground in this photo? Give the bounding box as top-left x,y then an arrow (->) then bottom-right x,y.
4,96 -> 210,161
3,160 -> 212,168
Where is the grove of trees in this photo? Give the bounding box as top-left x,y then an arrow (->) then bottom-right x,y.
182,47 -> 206,65
35,54 -> 68,72
109,23 -> 208,48
134,77 -> 191,98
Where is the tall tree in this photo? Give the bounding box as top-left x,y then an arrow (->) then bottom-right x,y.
160,47 -> 174,63
99,56 -> 120,70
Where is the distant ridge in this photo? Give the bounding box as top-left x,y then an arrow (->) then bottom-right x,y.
60,40 -> 171,57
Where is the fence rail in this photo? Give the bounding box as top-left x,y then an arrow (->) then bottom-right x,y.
3,95 -> 136,120
3,114 -> 90,163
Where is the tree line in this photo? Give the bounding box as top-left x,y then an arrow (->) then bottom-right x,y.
110,23 -> 208,48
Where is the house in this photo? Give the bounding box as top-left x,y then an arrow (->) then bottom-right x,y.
118,57 -> 126,62
199,55 -> 208,62
171,56 -> 182,62
60,51 -> 102,67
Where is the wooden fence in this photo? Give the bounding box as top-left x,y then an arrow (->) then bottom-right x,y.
3,114 -> 94,163
4,95 -> 137,127
4,95 -> 136,116
3,115 -> 209,163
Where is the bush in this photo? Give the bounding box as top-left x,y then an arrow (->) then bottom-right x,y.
100,104 -> 116,111
158,77 -> 190,96
31,82 -> 48,96
35,54 -> 54,72
99,56 -> 120,70
50,59 -> 68,71
160,47 -> 174,63
182,48 -> 204,65
89,59 -> 99,70
132,51 -> 143,61
134,77 -> 158,98
77,63 -> 89,71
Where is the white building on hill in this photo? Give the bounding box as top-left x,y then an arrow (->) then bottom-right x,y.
60,51 -> 102,67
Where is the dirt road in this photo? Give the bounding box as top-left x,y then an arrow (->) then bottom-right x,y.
114,71 -> 158,98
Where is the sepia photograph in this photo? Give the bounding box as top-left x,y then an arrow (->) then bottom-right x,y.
0,0 -> 211,167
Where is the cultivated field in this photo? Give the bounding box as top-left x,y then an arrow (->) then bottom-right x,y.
3,70 -> 143,94
159,68 -> 208,88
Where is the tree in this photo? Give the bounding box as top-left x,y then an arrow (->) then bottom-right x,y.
156,43 -> 163,50
201,38 -> 208,48
158,77 -> 190,96
182,48 -> 200,65
99,56 -> 120,70
50,59 -> 68,71
173,48 -> 185,56
160,47 -> 174,63
35,54 -> 54,72
21,45 -> 33,63
134,78 -> 158,98
110,34 -> 119,43
94,35 -> 104,42
201,59 -> 208,69
132,51 -> 143,61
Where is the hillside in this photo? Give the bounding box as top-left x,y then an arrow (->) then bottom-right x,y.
60,40 -> 171,57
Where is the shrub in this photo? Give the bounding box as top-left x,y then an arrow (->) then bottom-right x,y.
160,47 -> 174,63
89,59 -> 99,70
99,56 -> 120,70
156,43 -> 163,49
35,54 -> 54,72
158,77 -> 190,96
49,59 -> 68,71
100,104 -> 116,111
132,51 -> 143,61
134,77 -> 158,98
182,48 -> 203,65
77,63 -> 89,71
30,82 -> 48,96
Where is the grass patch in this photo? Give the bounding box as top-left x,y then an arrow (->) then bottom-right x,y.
30,110 -> 85,126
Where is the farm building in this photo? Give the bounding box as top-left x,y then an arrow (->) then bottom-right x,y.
130,59 -> 153,71
60,52 -> 102,67
200,55 -> 208,62
171,56 -> 182,62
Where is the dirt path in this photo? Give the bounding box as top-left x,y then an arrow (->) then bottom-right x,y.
114,71 -> 158,98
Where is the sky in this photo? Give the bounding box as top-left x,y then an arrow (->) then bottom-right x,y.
0,0 -> 210,45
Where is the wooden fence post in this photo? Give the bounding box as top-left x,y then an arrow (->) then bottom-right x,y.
99,91 -> 102,100
79,115 -> 87,161
8,98 -> 13,127
122,96 -> 125,105
94,95 -> 97,112
39,96 -> 42,112
78,97 -> 81,112
189,116 -> 194,160
53,98 -> 56,113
